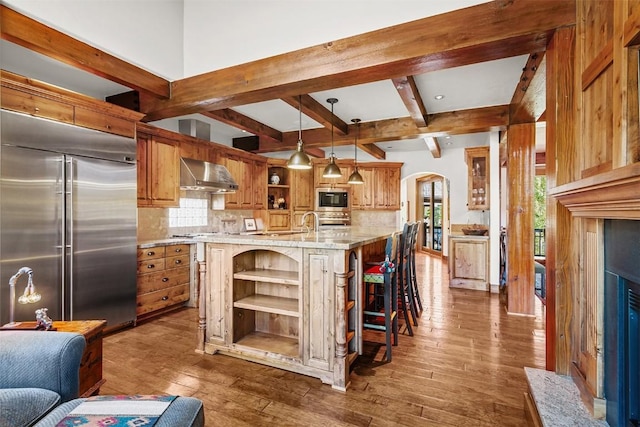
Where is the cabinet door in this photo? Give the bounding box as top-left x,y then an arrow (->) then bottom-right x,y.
386,167 -> 401,209
373,168 -> 389,209
223,156 -> 241,208
240,157 -> 254,208
136,133 -> 151,205
314,161 -> 351,187
149,136 -> 179,206
465,146 -> 490,210
253,160 -> 267,209
291,169 -> 313,211
351,167 -> 374,209
268,211 -> 291,230
306,254 -> 331,370
206,247 -> 227,343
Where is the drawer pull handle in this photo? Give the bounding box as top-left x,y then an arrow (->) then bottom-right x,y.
147,264 -> 155,269
162,277 -> 169,282
175,259 -> 182,264
161,296 -> 169,301
175,248 -> 182,253
147,251 -> 155,256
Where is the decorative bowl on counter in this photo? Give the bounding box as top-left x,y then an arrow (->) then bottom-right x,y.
461,225 -> 488,236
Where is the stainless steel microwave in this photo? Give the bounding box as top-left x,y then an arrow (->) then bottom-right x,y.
316,188 -> 350,212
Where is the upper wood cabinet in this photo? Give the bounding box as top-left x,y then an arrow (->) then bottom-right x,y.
351,167 -> 375,210
1,70 -> 142,138
222,152 -> 267,210
290,168 -> 314,212
313,160 -> 353,187
465,146 -> 489,211
372,166 -> 401,210
137,132 -> 179,207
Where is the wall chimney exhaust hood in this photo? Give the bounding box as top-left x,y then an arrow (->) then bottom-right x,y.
180,157 -> 238,193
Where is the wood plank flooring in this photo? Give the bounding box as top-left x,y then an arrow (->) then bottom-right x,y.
101,253 -> 545,426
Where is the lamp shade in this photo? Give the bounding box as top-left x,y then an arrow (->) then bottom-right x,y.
287,140 -> 312,169
323,157 -> 342,178
348,168 -> 364,184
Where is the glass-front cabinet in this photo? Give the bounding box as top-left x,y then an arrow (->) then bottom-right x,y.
465,146 -> 489,211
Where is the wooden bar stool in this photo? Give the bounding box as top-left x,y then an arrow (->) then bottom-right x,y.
398,222 -> 419,330
363,232 -> 400,361
409,221 -> 424,313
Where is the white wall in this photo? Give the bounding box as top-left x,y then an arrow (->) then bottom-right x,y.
4,0 -> 486,80
3,0 -> 185,80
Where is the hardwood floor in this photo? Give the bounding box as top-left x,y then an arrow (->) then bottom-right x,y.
101,253 -> 545,426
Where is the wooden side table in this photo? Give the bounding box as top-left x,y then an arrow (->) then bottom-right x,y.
1,320 -> 107,397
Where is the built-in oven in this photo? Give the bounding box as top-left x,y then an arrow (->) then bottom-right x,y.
316,188 -> 351,226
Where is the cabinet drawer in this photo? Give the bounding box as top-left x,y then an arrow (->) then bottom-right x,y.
136,284 -> 189,315
1,86 -> 74,123
137,258 -> 166,274
166,253 -> 190,268
137,266 -> 190,294
166,244 -> 190,256
137,246 -> 166,261
74,107 -> 136,138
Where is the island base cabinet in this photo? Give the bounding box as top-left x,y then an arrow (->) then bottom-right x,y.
449,236 -> 489,291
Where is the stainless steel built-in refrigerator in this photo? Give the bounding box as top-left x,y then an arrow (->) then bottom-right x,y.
0,110 -> 137,328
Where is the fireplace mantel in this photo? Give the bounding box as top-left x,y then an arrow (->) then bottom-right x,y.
549,163 -> 640,219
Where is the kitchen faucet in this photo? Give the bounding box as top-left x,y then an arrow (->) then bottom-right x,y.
301,211 -> 319,232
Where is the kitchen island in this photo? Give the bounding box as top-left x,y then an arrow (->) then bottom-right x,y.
191,227 -> 397,391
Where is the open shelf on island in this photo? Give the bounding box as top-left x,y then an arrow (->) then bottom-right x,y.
233,269 -> 299,285
233,294 -> 299,317
235,331 -> 299,358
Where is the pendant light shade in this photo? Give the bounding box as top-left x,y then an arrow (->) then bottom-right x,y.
348,118 -> 364,185
323,98 -> 342,178
287,95 -> 312,170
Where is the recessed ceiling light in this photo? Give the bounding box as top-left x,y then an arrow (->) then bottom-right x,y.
445,136 -> 451,139
434,94 -> 444,100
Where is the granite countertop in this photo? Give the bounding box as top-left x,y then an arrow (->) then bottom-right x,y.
138,238 -> 195,248
140,227 -> 399,250
524,367 -> 608,426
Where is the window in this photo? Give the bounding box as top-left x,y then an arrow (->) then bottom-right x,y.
169,198 -> 207,227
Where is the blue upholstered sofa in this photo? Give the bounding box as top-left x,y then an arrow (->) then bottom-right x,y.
0,331 -> 204,427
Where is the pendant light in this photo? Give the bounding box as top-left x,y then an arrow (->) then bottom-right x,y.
322,98 -> 342,178
348,119 -> 365,184
287,95 -> 312,170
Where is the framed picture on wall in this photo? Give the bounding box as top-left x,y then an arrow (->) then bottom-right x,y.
244,218 -> 257,232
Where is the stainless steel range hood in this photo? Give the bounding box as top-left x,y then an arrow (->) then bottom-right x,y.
180,157 -> 238,193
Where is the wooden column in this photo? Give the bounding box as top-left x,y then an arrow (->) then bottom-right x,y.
506,123 -> 536,315
546,26 -> 577,374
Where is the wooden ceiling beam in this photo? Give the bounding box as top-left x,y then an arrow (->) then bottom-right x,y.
359,143 -> 386,160
392,76 -> 428,127
424,137 -> 442,158
139,0 -> 575,121
202,109 -> 282,144
281,95 -> 349,135
0,5 -> 170,99
256,105 -> 509,153
509,52 -> 547,124
304,147 -> 326,158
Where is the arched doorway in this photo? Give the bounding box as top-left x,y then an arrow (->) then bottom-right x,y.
415,174 -> 448,255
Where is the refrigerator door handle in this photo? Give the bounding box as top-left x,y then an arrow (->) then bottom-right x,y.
65,157 -> 74,320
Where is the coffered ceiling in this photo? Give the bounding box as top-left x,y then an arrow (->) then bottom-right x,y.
0,1 -> 573,161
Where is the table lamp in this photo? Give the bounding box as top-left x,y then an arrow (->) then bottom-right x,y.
4,266 -> 41,327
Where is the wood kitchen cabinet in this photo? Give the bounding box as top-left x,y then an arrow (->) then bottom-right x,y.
1,70 -> 142,138
351,167 -> 375,209
373,165 -> 401,210
136,131 -> 179,207
136,243 -> 192,321
313,159 -> 352,187
222,152 -> 267,210
465,146 -> 489,210
449,235 -> 489,291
